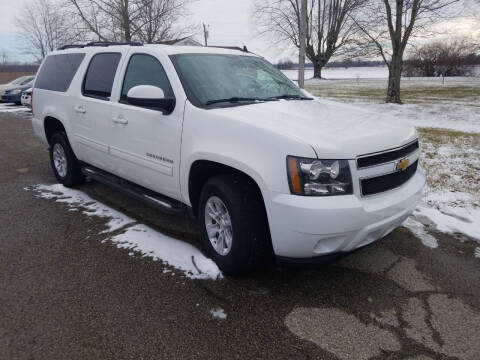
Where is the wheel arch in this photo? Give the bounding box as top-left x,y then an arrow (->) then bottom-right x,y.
44,116 -> 67,145
187,159 -> 269,219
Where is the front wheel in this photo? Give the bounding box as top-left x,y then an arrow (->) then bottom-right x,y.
198,174 -> 271,275
49,132 -> 84,187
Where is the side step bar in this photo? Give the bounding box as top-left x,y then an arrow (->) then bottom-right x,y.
80,163 -> 187,215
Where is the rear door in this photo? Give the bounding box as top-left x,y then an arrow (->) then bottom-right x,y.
71,52 -> 123,171
109,51 -> 183,200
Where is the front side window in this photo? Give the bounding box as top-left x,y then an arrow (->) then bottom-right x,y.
121,54 -> 174,103
83,53 -> 121,100
170,54 -> 308,108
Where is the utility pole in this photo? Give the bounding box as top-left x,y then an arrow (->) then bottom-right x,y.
203,23 -> 209,47
298,0 -> 307,88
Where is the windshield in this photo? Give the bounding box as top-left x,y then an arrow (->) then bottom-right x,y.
19,76 -> 34,85
171,54 -> 308,108
9,77 -> 26,85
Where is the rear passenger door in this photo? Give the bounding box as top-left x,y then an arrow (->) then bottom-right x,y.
109,52 -> 183,200
71,52 -> 122,171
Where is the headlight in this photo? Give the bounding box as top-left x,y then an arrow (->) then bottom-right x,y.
11,89 -> 22,94
287,156 -> 353,196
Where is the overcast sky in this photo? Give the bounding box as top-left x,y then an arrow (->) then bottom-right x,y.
0,0 -> 477,63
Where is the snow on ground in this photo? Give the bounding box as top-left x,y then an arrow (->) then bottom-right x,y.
27,184 -> 222,280
0,103 -> 31,114
342,100 -> 480,134
210,308 -> 227,320
403,217 -> 438,248
282,66 -> 389,80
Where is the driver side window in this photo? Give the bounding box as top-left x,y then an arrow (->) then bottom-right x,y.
121,54 -> 174,104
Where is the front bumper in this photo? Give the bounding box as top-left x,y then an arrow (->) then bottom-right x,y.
267,169 -> 425,258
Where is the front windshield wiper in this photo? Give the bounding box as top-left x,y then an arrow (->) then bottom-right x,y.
269,94 -> 313,100
205,97 -> 277,106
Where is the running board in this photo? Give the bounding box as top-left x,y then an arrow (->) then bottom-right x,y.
80,164 -> 187,215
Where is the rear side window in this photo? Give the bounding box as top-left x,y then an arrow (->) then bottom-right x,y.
82,53 -> 121,100
121,54 -> 174,102
35,53 -> 85,92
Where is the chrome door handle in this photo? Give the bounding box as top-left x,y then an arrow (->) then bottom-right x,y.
112,116 -> 128,125
73,105 -> 86,114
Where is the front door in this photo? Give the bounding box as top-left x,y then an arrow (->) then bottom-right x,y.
109,52 -> 183,200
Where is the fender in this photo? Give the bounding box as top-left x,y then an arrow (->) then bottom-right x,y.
181,152 -> 270,207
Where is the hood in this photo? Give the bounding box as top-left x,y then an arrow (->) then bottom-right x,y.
214,98 -> 417,159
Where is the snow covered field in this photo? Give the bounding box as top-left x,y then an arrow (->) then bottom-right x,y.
282,66 -> 389,80
282,65 -> 480,81
305,76 -> 480,256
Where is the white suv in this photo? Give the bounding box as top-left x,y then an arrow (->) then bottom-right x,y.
32,42 -> 425,274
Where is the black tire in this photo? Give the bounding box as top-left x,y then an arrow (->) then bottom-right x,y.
198,174 -> 271,275
49,132 -> 84,187
15,101 -> 22,106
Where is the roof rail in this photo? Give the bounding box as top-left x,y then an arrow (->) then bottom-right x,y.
85,41 -> 143,47
57,44 -> 85,50
208,45 -> 250,53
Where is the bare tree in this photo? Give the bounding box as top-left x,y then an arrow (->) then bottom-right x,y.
0,50 -> 8,65
254,0 -> 366,79
353,0 -> 460,104
404,38 -> 478,78
67,0 -> 194,43
16,0 -> 81,61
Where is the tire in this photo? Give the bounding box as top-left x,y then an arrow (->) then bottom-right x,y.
15,101 -> 22,106
198,174 -> 271,275
49,132 -> 84,187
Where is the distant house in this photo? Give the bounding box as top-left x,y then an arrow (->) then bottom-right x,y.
156,37 -> 202,47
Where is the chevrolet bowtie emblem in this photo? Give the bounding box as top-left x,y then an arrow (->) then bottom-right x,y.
396,158 -> 410,171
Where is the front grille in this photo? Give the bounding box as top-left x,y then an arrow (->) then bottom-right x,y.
360,160 -> 418,196
357,140 -> 419,168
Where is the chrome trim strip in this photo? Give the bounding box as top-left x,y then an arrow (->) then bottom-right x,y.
356,139 -> 419,170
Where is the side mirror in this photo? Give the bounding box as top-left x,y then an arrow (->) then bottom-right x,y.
126,85 -> 175,114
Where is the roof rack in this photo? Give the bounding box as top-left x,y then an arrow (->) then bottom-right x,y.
57,44 -> 85,50
57,41 -> 143,51
208,45 -> 250,53
85,41 -> 143,47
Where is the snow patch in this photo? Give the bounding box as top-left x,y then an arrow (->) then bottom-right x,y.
210,308 -> 227,320
0,103 -> 31,113
403,217 -> 438,248
28,184 -> 222,280
33,184 -> 135,233
112,224 -> 221,279
414,205 -> 480,242
475,248 -> 480,258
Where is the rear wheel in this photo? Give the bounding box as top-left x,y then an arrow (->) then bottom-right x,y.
49,132 -> 84,187
198,174 -> 271,275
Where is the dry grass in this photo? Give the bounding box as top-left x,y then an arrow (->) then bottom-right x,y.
305,79 -> 480,105
417,128 -> 480,201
